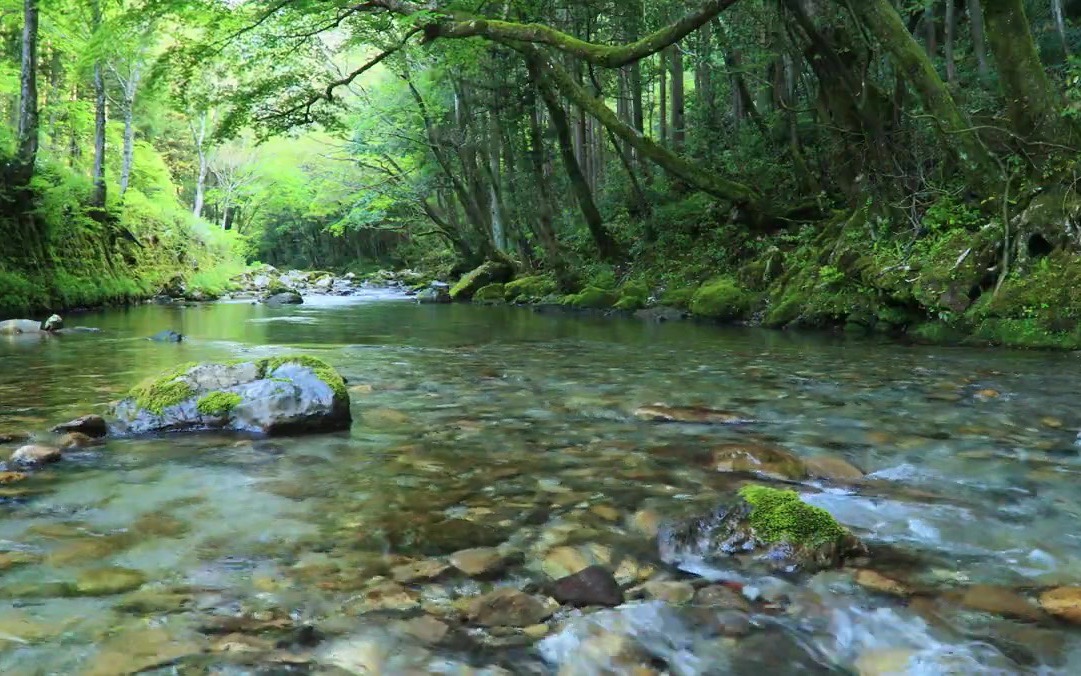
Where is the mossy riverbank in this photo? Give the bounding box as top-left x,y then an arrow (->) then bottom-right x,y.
429,191 -> 1081,351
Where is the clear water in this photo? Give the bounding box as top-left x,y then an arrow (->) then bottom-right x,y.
2,293 -> 1081,674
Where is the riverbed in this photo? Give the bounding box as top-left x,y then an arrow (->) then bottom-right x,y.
2,292 -> 1081,674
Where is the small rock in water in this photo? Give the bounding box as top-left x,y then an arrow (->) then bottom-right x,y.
804,455 -> 865,481
42,314 -> 63,331
10,444 -> 61,467
631,581 -> 695,604
853,569 -> 912,597
693,585 -> 751,611
956,585 -> 1046,623
551,566 -> 624,608
468,589 -> 555,627
52,414 -> 108,438
1041,416 -> 1065,429
0,430 -> 31,444
0,471 -> 29,485
542,546 -> 593,579
449,547 -> 506,577
148,330 -> 183,342
633,403 -> 752,424
397,615 -> 449,644
710,442 -> 807,480
975,389 -> 1001,400
58,432 -> 102,449
1039,586 -> 1081,624
72,567 -> 148,596
391,559 -> 451,584
630,509 -> 662,538
854,648 -> 915,675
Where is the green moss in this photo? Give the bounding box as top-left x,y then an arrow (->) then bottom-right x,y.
472,283 -> 506,304
450,261 -> 513,300
504,274 -> 558,303
257,355 -> 347,400
968,318 -> 1081,349
659,285 -> 699,309
563,286 -> 619,309
908,321 -> 967,345
196,391 -> 243,416
614,280 -> 650,311
129,363 -> 199,415
689,277 -> 754,320
738,484 -> 847,547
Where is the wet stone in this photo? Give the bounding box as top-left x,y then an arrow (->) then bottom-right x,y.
693,584 -> 751,611
710,442 -> 806,480
468,589 -> 556,627
552,565 -> 624,608
956,585 -> 1046,623
52,414 -> 108,438
10,444 -> 61,467
72,567 -> 148,596
58,431 -> 101,449
632,581 -> 696,604
397,615 -> 450,644
633,404 -> 752,424
1038,587 -> 1081,624
853,569 -> 912,597
449,547 -> 506,577
804,455 -> 865,482
391,559 -> 451,584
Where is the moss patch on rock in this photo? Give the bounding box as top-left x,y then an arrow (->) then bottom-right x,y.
563,286 -> 620,309
504,274 -> 557,303
257,355 -> 347,401
472,283 -> 506,304
450,261 -> 514,300
738,484 -> 847,547
659,285 -> 699,309
614,280 -> 650,311
129,364 -> 198,415
689,277 -> 755,320
196,391 -> 243,416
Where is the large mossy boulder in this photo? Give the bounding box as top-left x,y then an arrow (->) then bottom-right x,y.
113,355 -> 351,436
661,485 -> 865,573
562,286 -> 620,309
450,261 -> 514,301
472,283 -> 506,305
689,277 -> 754,320
503,275 -> 557,303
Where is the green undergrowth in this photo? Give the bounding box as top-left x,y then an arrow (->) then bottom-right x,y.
738,484 -> 847,547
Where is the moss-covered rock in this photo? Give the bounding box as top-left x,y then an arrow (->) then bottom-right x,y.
663,484 -> 865,573
472,283 -> 506,305
114,355 -> 351,436
504,274 -> 557,303
563,286 -> 620,309
614,280 -> 650,311
689,277 -> 755,320
659,285 -> 699,310
450,261 -> 514,301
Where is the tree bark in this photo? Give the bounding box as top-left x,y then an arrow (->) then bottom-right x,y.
967,0 -> 990,77
944,0 -> 957,84
659,49 -> 668,145
1053,0 -> 1070,58
118,63 -> 141,197
191,114 -> 210,218
90,0 -> 106,210
670,43 -> 686,151
847,0 -> 995,183
980,0 -> 1073,144
15,0 -> 39,183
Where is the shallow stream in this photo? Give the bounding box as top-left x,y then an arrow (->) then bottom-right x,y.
3,293 -> 1081,674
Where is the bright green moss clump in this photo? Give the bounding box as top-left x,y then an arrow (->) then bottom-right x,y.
196,391 -> 243,416
129,363 -> 198,415
689,277 -> 754,319
450,261 -> 513,300
659,285 -> 699,309
738,484 -> 846,547
257,355 -> 347,400
563,286 -> 619,309
504,274 -> 557,302
614,280 -> 650,311
472,283 -> 506,304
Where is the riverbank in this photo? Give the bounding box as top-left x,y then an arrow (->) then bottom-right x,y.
402,194 -> 1081,351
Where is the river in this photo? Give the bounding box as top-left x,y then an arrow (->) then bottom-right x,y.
1,292 -> 1080,674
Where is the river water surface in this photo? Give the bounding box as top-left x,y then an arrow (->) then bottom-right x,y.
2,292 -> 1081,674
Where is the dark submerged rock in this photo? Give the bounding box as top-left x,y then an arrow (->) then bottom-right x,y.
264,292 -> 304,306
149,330 -> 183,343
552,565 -> 624,608
52,415 -> 108,438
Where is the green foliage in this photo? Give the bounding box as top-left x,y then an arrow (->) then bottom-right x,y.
922,194 -> 983,232
196,391 -> 243,416
738,485 -> 847,547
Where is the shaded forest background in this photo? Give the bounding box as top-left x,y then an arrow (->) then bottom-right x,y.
3,0 -> 1081,346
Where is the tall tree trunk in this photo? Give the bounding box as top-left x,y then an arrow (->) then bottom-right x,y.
967,0 -> 990,77
659,49 -> 668,145
670,44 -> 686,151
15,0 -> 39,184
980,0 -> 1073,144
529,64 -> 620,261
90,0 -> 106,210
119,64 -> 141,197
923,2 -> 937,58
847,0 -> 995,184
191,114 -> 209,218
1053,0 -> 1071,57
944,0 -> 957,84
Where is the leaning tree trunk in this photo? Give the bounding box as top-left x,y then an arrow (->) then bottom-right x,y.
847,0 -> 995,185
15,0 -> 39,184
980,0 -> 1074,145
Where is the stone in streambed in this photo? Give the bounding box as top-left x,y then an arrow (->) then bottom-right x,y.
58,432 -> 102,449
72,567 -> 148,596
391,559 -> 451,584
0,471 -> 29,485
468,589 -> 555,627
854,569 -> 912,597
955,585 -> 1046,623
552,566 -> 624,608
805,455 -> 865,481
0,319 -> 47,335
449,547 -> 506,577
52,414 -> 108,438
149,330 -> 183,342
711,442 -> 806,480
633,403 -> 752,424
630,581 -> 695,604
10,444 -> 61,467
694,584 -> 751,611
1039,586 -> 1081,624
264,292 -> 303,306
113,355 -> 350,436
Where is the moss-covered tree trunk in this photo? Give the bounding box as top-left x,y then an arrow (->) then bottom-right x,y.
846,0 -> 995,185
14,0 -> 39,185
979,0 -> 1074,145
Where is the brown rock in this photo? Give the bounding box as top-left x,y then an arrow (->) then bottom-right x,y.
0,431 -> 31,444
391,559 -> 451,584
1039,586 -> 1081,624
633,404 -> 752,424
634,581 -> 695,604
854,570 -> 912,597
10,444 -> 61,467
958,585 -> 1046,623
0,471 -> 28,484
398,615 -> 449,644
449,547 -> 505,577
710,442 -> 806,480
468,589 -> 554,627
52,414 -> 108,438
975,389 -> 1001,400
630,510 -> 661,538
58,432 -> 102,449
693,585 -> 751,611
552,566 -> 624,608
805,456 -> 865,482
